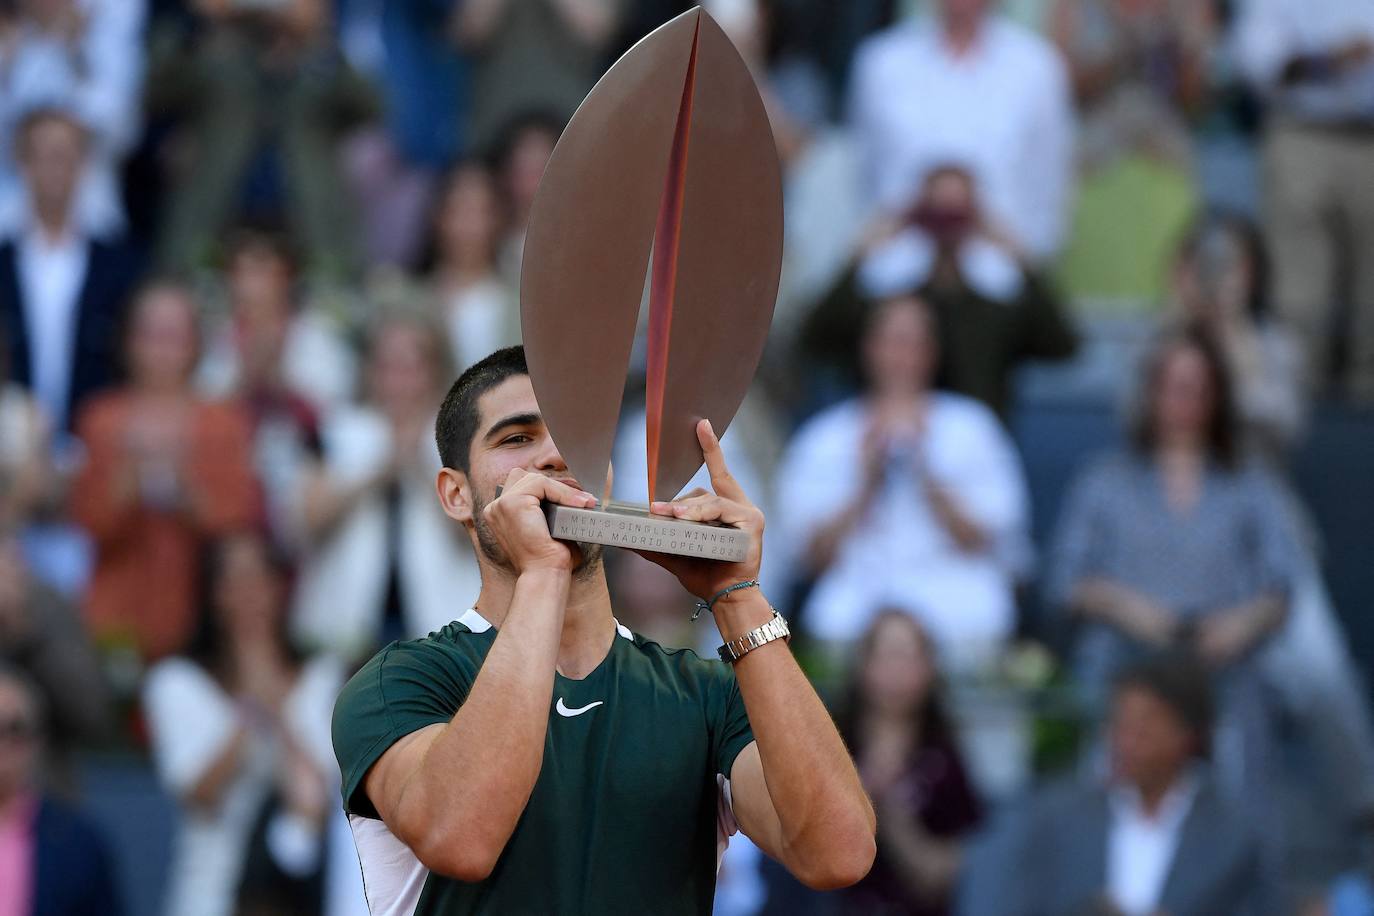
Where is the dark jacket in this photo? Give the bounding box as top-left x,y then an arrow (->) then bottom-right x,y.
961,775 -> 1275,916
0,237 -> 144,431
31,795 -> 124,916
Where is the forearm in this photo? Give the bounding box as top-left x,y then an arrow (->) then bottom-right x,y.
879,815 -> 963,902
1215,592 -> 1288,646
803,492 -> 875,574
1072,578 -> 1175,644
923,481 -> 987,552
185,727 -> 249,808
399,570 -> 569,870
716,590 -> 875,880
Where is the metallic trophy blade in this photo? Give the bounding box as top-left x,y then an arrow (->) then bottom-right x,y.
520,9 -> 700,504
520,6 -> 782,560
643,11 -> 783,501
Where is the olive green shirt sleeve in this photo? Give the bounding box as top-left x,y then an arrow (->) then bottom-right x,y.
713,665 -> 755,779
332,638 -> 480,819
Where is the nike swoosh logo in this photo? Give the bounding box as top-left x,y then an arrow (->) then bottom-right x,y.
555,698 -> 604,718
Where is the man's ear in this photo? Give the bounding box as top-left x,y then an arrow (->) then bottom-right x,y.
437,467 -> 474,525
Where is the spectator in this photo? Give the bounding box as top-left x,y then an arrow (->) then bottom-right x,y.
1047,327 -> 1299,827
0,0 -> 145,239
966,653 -> 1272,916
193,229 -> 347,553
144,533 -> 346,916
491,110 -> 561,290
457,0 -> 622,155
854,164 -> 1079,418
197,227 -> 357,415
1233,0 -> 1374,401
837,610 -> 981,916
155,0 -> 370,277
1051,0 -> 1211,308
776,295 -> 1030,672
847,0 -> 1074,262
291,311 -> 481,662
0,532 -> 109,783
1170,211 -> 1305,456
0,662 -> 124,916
0,108 -> 144,436
71,280 -> 260,663
421,161 -> 520,372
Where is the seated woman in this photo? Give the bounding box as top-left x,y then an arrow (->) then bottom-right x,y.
1047,326 -> 1301,827
144,532 -> 348,916
71,281 -> 260,662
836,610 -> 981,916
775,295 -> 1031,672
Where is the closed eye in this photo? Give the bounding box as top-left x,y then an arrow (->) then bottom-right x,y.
500,434 -> 533,446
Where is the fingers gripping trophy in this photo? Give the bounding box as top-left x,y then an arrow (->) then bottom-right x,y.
517,4 -> 782,580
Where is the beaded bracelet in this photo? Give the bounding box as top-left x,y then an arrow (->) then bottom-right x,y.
692,579 -> 760,620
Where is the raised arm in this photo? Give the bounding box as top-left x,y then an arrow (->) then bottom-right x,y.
645,421 -> 876,889
360,472 -> 597,880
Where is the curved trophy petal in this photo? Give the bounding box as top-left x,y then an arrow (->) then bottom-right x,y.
644,12 -> 783,502
520,9 -> 701,503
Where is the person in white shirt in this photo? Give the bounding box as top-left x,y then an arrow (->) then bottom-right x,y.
291,311 -> 481,663
144,532 -> 355,916
964,653 -> 1274,916
1233,0 -> 1374,402
420,162 -> 521,373
0,108 -> 142,436
196,228 -> 358,416
0,0 -> 145,239
774,294 -> 1029,673
847,0 -> 1075,263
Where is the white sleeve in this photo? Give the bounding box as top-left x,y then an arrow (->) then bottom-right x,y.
1232,0 -> 1295,93
76,0 -> 147,154
845,40 -> 887,210
1017,50 -> 1076,261
940,403 -> 1031,569
143,659 -> 240,795
772,410 -> 862,574
284,656 -> 348,782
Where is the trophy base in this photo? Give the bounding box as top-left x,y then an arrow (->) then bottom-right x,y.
543,500 -> 748,562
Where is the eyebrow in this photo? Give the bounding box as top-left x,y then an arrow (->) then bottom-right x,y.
482,412 -> 543,443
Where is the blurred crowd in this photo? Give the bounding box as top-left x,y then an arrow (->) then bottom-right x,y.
2,0 -> 1374,914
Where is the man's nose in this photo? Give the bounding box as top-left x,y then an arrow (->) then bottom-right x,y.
534,437 -> 568,473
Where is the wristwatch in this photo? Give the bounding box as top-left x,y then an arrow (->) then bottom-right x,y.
718,611 -> 790,664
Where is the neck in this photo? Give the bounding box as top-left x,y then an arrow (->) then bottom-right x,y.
1157,438 -> 1204,463
473,562 -> 617,679
871,387 -> 925,408
942,16 -> 982,55
1133,769 -> 1185,818
32,205 -> 72,244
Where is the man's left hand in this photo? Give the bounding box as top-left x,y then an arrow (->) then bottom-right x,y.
637,419 -> 764,607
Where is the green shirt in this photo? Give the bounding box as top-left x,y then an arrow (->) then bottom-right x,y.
332,608 -> 755,916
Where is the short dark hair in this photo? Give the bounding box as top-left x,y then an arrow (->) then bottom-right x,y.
1113,652 -> 1214,756
221,223 -> 300,278
435,346 -> 530,473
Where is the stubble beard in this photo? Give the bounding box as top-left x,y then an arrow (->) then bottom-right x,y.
471,486 -> 604,581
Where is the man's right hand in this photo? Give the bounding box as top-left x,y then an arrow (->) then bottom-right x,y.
482,469 -> 597,574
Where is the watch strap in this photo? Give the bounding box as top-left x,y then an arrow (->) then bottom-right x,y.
718,610 -> 790,664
